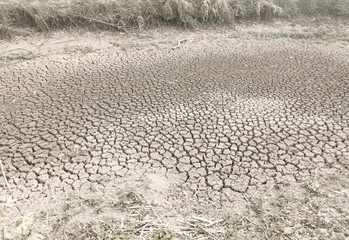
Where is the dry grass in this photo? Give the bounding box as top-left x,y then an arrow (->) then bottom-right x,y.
1,167 -> 348,240
0,50 -> 40,66
63,45 -> 95,54
0,0 -> 348,39
229,20 -> 349,41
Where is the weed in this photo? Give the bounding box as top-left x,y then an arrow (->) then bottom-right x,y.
151,228 -> 176,240
301,181 -> 321,196
230,22 -> 349,42
63,45 -> 94,54
88,184 -> 98,192
0,198 -> 50,240
63,202 -> 75,212
274,194 -> 289,209
0,0 -> 348,39
116,191 -> 145,209
0,25 -> 13,39
95,206 -> 103,214
67,191 -> 79,201
0,51 -> 40,66
66,220 -> 137,240
86,197 -> 102,207
250,198 -> 264,216
112,42 -> 143,51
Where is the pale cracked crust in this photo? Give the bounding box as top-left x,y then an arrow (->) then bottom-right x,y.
0,39 -> 348,202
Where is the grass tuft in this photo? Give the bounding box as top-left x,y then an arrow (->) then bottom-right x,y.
0,0 -> 348,39
116,191 -> 145,209
0,51 -> 40,67
151,228 -> 177,240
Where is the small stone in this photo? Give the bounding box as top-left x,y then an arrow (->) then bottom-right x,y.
196,167 -> 206,176
124,148 -> 136,155
277,142 -> 287,150
304,149 -> 314,158
240,136 -> 249,143
38,174 -> 49,183
319,228 -> 328,235
162,158 -> 176,168
244,150 -> 253,157
86,136 -> 95,142
284,227 -> 293,235
150,151 -> 162,161
27,172 -> 36,180
177,163 -> 191,172
312,147 -> 322,155
223,149 -> 231,155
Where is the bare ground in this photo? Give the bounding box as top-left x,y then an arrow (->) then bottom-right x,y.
0,25 -> 348,240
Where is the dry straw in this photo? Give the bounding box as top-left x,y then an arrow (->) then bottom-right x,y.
0,0 -> 347,39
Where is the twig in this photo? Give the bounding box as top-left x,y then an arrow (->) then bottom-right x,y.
238,215 -> 259,226
245,191 -> 258,202
74,15 -> 128,33
0,158 -> 11,194
54,10 -> 128,33
243,195 -> 250,202
191,216 -> 224,227
263,184 -> 275,197
127,205 -> 152,209
243,217 -> 258,225
120,216 -> 125,228
0,158 -> 23,216
63,229 -> 68,240
137,222 -> 149,239
171,39 -> 187,50
197,224 -> 219,240
147,201 -> 162,223
177,219 -> 196,227
207,218 -> 225,227
148,222 -> 184,230
46,233 -> 52,240
192,216 -> 214,224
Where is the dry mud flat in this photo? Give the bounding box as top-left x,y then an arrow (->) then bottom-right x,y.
0,32 -> 348,239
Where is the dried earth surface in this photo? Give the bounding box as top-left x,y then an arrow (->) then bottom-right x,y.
0,27 -> 348,239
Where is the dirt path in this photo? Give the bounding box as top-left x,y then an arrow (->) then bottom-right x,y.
0,30 -> 348,239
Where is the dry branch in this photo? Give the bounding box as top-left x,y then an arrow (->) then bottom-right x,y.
0,158 -> 12,194
74,16 -> 128,33
0,158 -> 23,215
171,39 -> 187,50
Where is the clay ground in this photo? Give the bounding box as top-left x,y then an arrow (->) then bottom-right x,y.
0,24 -> 349,239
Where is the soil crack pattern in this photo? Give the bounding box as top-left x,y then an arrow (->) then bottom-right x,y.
0,39 -> 348,203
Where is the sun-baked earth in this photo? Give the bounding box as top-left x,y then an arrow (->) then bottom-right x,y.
0,28 -> 348,239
